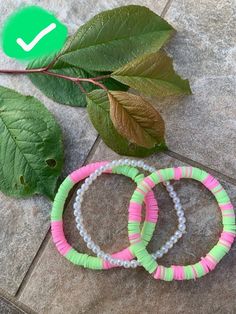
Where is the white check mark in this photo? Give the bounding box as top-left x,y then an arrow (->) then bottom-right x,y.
16,23 -> 57,52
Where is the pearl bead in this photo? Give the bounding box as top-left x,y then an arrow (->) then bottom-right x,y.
92,246 -> 99,254
87,241 -> 94,249
166,241 -> 173,249
76,216 -> 82,224
78,196 -> 83,203
169,191 -> 177,198
73,203 -> 79,210
75,200 -> 82,207
83,235 -> 91,243
74,209 -> 79,216
178,217 -> 186,224
149,167 -> 156,173
124,261 -> 131,268
107,257 -> 113,263
85,178 -> 92,185
75,195 -> 81,203
131,160 -> 136,166
112,259 -> 119,266
174,203 -> 182,211
103,254 -> 109,261
117,260 -> 123,267
175,230 -> 182,238
161,246 -> 168,254
177,210 -> 184,217
155,251 -> 163,258
173,197 -> 180,204
76,223 -> 83,231
111,258 -> 118,265
74,209 -> 82,216
167,185 -> 174,192
90,173 -> 97,180
135,160 -> 143,167
79,229 -> 85,237
170,236 -> 177,244
81,184 -> 88,192
152,253 -> 157,259
179,224 -> 186,232
130,260 -> 137,268
97,251 -> 103,258
76,188 -> 82,195
94,169 -> 100,176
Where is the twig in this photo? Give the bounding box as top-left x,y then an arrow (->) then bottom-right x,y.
0,68 -> 109,92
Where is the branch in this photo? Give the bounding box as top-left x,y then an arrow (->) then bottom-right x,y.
0,68 -> 47,74
0,68 -> 110,92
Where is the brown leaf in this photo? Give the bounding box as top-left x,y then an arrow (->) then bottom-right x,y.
108,91 -> 165,148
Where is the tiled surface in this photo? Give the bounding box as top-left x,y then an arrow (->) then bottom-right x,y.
154,0 -> 236,179
19,142 -> 236,314
0,193 -> 50,295
1,1 -> 236,313
0,297 -> 25,314
0,0 -> 98,295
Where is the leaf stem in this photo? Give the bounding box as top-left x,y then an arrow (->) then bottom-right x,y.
0,68 -> 47,74
0,68 -> 109,92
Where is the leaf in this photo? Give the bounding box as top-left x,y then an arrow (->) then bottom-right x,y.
86,90 -> 166,157
112,51 -> 192,97
27,56 -> 128,107
108,91 -> 165,149
0,86 -> 63,199
60,5 -> 174,71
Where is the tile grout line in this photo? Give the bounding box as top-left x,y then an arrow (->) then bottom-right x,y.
14,228 -> 52,300
0,291 -> 36,314
165,149 -> 236,186
14,135 -> 101,301
161,0 -> 175,17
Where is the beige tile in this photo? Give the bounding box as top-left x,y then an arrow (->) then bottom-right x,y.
154,0 -> 236,179
19,142 -> 236,313
165,0 -> 236,78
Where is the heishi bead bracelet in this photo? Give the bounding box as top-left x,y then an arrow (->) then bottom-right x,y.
51,160 -> 185,269
74,159 -> 186,269
128,166 -> 236,281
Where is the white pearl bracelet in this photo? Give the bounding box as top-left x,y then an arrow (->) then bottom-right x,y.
73,159 -> 186,268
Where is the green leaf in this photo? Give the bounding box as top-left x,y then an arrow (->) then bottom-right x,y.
28,57 -> 128,107
108,91 -> 165,148
0,86 -> 63,199
86,90 -> 166,157
60,5 -> 174,71
112,51 -> 192,97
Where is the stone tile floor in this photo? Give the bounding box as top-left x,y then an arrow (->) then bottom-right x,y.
0,0 -> 236,313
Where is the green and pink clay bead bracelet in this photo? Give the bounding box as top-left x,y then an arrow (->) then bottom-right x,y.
128,166 -> 236,281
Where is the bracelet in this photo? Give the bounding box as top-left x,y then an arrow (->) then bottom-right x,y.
74,159 -> 186,269
51,161 -> 158,270
128,166 -> 236,280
